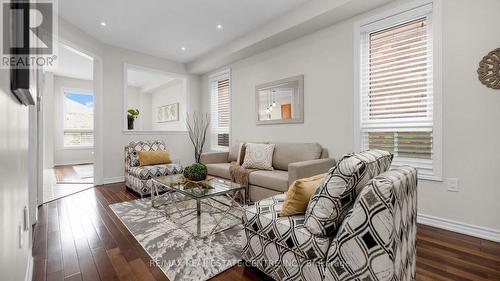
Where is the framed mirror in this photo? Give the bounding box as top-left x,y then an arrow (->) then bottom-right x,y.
123,64 -> 188,132
255,75 -> 304,125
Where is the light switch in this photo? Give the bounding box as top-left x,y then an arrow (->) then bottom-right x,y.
19,225 -> 23,248
446,178 -> 459,192
23,206 -> 29,231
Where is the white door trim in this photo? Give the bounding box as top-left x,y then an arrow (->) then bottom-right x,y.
55,38 -> 104,186
36,38 -> 105,207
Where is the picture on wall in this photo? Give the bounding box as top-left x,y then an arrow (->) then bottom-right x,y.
157,103 -> 179,122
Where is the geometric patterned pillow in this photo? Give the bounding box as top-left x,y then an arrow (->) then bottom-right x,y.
304,150 -> 393,236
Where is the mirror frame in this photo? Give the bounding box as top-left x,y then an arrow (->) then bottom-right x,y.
255,75 -> 304,125
123,63 -> 189,133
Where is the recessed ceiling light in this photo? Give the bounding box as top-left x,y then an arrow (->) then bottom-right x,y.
216,24 -> 223,29
100,21 -> 107,27
181,47 -> 186,51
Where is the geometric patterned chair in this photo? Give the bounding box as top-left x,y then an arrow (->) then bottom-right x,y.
242,150 -> 417,281
324,166 -> 417,281
124,140 -> 183,197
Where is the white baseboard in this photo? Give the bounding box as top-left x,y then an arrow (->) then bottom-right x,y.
418,213 -> 500,243
25,255 -> 33,281
103,176 -> 125,185
54,160 -> 93,166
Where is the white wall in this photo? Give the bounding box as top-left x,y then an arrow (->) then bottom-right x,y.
201,0 -> 500,232
126,85 -> 151,130
42,72 -> 54,168
126,86 -> 141,112
43,74 -> 94,167
127,79 -> 187,132
57,19 -> 202,183
52,75 -> 94,165
102,45 -> 200,181
201,15 -> 355,155
142,92 -> 153,130
151,79 -> 187,131
0,68 -> 32,281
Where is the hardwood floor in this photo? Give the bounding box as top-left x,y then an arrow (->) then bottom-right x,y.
54,164 -> 94,184
32,183 -> 500,281
42,165 -> 94,204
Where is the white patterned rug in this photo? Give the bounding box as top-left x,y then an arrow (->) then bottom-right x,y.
73,164 -> 94,179
110,195 -> 244,281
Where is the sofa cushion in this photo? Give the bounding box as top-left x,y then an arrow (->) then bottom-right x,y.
304,150 -> 393,236
272,143 -> 323,171
280,173 -> 327,216
206,163 -> 231,179
228,140 -> 244,162
242,143 -> 275,170
138,150 -> 172,166
229,140 -> 269,162
248,185 -> 281,202
249,170 -> 289,192
128,163 -> 183,180
243,194 -> 331,260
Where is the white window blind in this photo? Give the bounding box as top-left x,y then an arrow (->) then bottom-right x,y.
358,4 -> 440,178
210,70 -> 230,150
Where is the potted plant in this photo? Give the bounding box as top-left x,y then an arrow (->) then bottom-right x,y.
127,109 -> 139,130
186,112 -> 210,163
183,163 -> 208,181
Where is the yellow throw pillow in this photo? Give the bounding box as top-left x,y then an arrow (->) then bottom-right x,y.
138,150 -> 172,166
280,173 -> 327,216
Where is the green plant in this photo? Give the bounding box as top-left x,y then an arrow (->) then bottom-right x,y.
128,109 -> 140,120
127,109 -> 140,130
183,163 -> 208,181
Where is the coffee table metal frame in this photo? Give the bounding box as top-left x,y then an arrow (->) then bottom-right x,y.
151,175 -> 246,238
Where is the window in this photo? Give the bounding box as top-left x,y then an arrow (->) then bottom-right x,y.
63,91 -> 94,147
356,3 -> 441,179
209,70 -> 230,150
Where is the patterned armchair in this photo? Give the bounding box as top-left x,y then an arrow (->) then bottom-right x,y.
242,150 -> 417,281
124,140 -> 183,196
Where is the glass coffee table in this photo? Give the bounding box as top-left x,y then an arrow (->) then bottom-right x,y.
151,174 -> 246,238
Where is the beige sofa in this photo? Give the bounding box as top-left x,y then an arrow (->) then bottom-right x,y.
200,142 -> 336,202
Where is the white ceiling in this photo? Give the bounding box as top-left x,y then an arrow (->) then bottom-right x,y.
188,0 -> 395,73
59,0 -> 306,63
49,43 -> 93,80
127,67 -> 178,92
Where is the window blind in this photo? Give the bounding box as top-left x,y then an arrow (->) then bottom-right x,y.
359,9 -> 436,176
210,71 -> 230,149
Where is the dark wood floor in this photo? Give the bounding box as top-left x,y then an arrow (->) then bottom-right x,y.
43,165 -> 94,204
54,164 -> 93,184
32,183 -> 500,281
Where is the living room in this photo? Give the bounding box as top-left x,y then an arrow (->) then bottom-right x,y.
1,0 -> 499,281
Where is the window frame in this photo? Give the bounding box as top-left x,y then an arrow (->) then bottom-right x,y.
354,0 -> 442,181
62,89 -> 95,149
209,69 -> 231,151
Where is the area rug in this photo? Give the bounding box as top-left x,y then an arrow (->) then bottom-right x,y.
109,195 -> 244,281
73,164 -> 94,179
